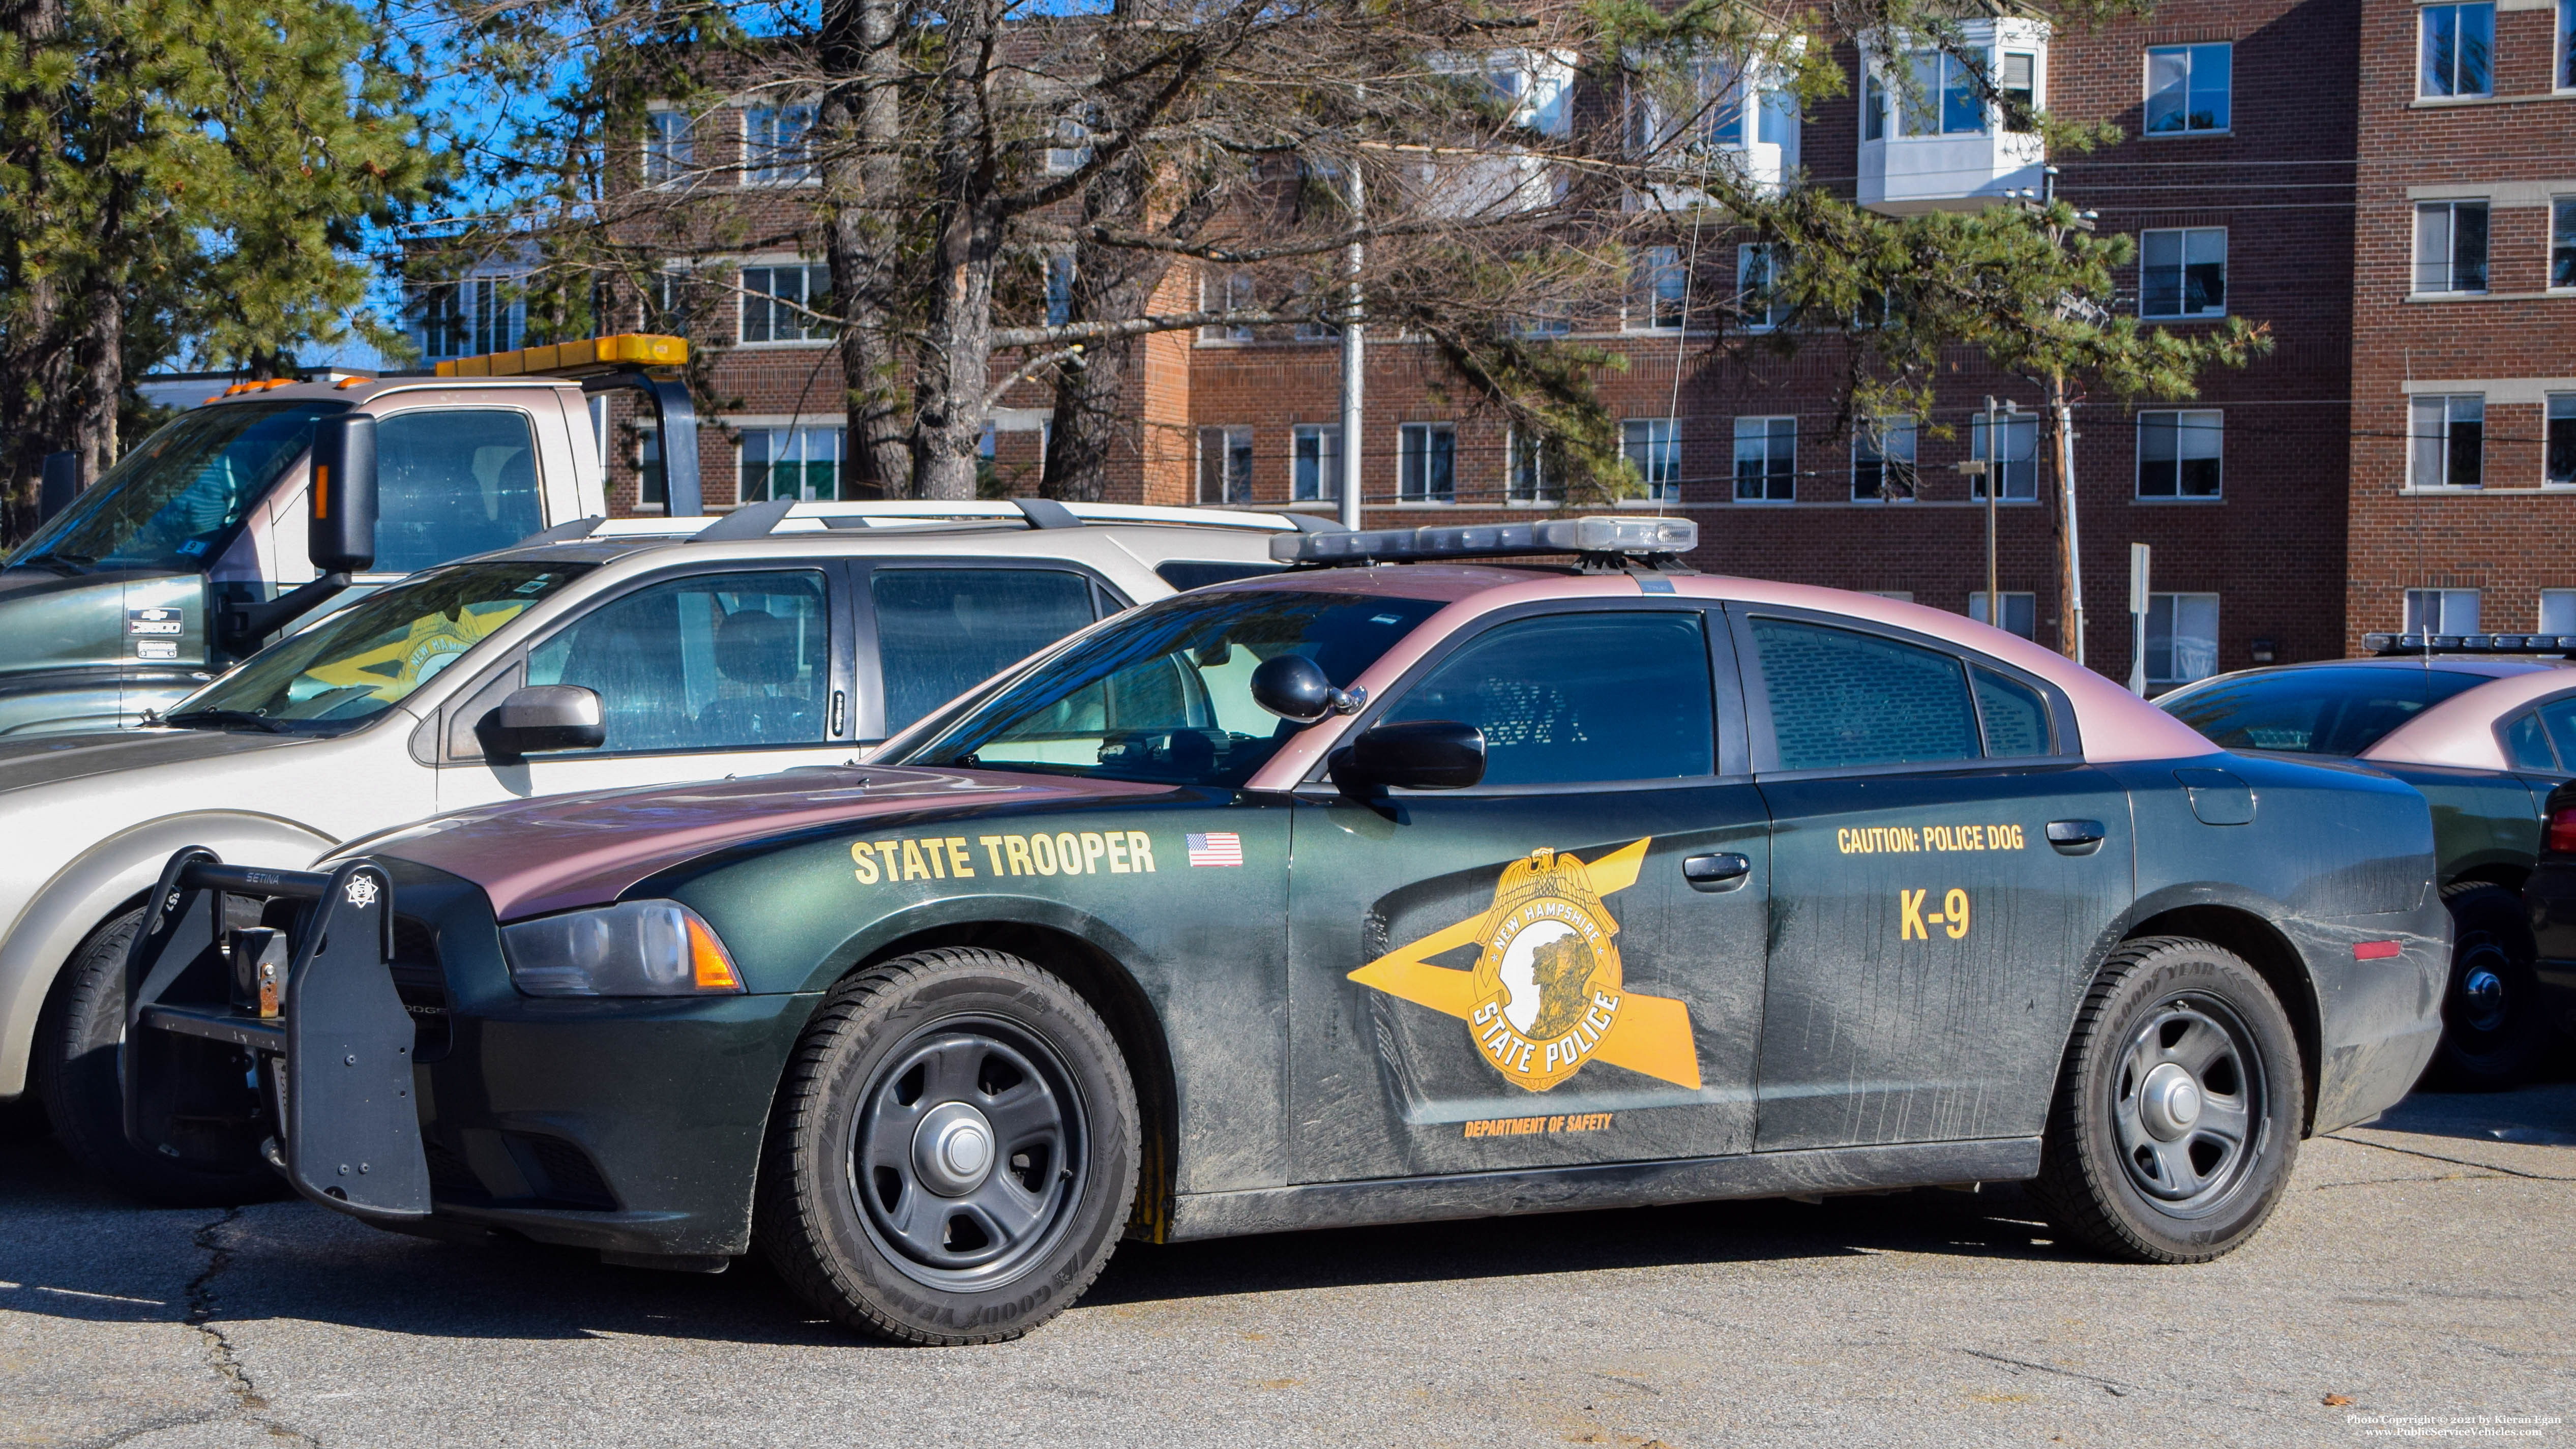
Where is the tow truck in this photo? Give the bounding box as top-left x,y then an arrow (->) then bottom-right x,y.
0,335 -> 702,736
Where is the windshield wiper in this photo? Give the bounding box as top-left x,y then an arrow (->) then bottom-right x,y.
163,708 -> 291,734
5,553 -> 87,578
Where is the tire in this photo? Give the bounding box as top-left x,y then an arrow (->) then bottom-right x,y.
2030,936 -> 2304,1264
755,948 -> 1138,1344
32,907 -> 283,1207
2423,882 -> 2544,1092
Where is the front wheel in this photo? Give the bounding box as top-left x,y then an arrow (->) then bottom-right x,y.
2423,883 -> 2544,1092
755,948 -> 1138,1344
2030,936 -> 2303,1264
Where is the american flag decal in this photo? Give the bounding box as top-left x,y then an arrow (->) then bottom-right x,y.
1185,832 -> 1244,868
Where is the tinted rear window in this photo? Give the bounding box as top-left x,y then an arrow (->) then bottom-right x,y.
2159,666 -> 2488,755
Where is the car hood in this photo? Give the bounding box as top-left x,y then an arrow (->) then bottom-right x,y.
350,765 -> 1179,921
0,725 -> 309,794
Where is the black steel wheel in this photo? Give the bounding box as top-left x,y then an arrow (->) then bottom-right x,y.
2031,936 -> 2303,1264
2424,882 -> 2543,1092
756,948 -> 1137,1344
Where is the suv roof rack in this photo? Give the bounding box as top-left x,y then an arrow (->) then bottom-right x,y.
2365,633 -> 2576,658
1274,516 -> 1697,569
579,499 -> 1340,544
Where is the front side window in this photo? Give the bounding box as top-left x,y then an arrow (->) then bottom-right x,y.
1292,425 -> 1342,502
1734,416 -> 1795,502
2141,227 -> 2227,318
375,410 -> 545,573
1752,617 -> 1980,771
528,570 -> 831,752
1381,612 -> 1715,786
2549,395 -> 2576,487
644,109 -> 695,186
167,561 -> 588,732
2420,3 -> 2496,98
1399,422 -> 1456,504
2146,593 -> 2219,688
2145,42 -> 2231,134
2414,201 -> 2490,294
2552,198 -> 2575,289
896,588 -> 1447,786
2405,587 -> 2482,635
1198,426 -> 1252,504
2411,394 -> 2484,489
1853,416 -> 1917,501
1622,418 -> 1679,501
744,104 -> 816,185
1971,413 -> 2040,500
8,401 -> 345,575
2159,665 -> 2486,755
741,426 -> 846,502
1508,431 -> 1564,505
872,568 -> 1100,735
1969,590 -> 2037,640
2138,410 -> 2223,498
741,263 -> 832,343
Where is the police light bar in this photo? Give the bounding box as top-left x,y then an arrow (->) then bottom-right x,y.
2365,633 -> 2576,657
1271,515 -> 1697,566
433,333 -> 689,379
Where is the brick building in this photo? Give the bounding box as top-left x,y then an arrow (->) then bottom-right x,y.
418,0 -> 2550,688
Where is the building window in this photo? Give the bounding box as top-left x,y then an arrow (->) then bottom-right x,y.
2405,588 -> 2481,635
1045,113 -> 1093,174
1969,591 -> 2037,640
2144,42 -> 2230,134
1198,426 -> 1252,505
1999,51 -> 2038,133
1508,431 -> 1564,505
1733,416 -> 1795,502
1874,49 -> 1989,138
1630,245 -> 1686,330
1399,423 -> 1456,504
2548,395 -> 2576,487
744,104 -> 816,185
2541,589 -> 2576,635
1735,243 -> 1782,331
1201,271 -> 1254,342
739,426 -> 846,502
2146,593 -> 2219,687
2552,198 -> 2575,290
2413,201 -> 2489,294
2420,4 -> 2495,99
1852,416 -> 1917,501
1044,252 -> 1075,328
2137,410 -> 2223,499
2410,394 -> 2484,489
741,264 -> 832,343
642,270 -> 704,337
409,274 -> 524,362
2140,227 -> 2226,318
638,425 -> 665,510
1622,418 -> 1680,501
1970,413 -> 2039,500
2562,0 -> 2575,91
1292,425 -> 1342,502
643,109 -> 694,186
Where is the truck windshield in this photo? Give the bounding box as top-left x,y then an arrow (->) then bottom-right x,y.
164,560 -> 591,732
893,588 -> 1445,787
2159,665 -> 2490,756
6,400 -> 348,576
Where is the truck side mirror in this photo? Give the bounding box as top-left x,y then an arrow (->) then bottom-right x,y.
309,415 -> 377,574
476,685 -> 606,760
38,451 -> 78,524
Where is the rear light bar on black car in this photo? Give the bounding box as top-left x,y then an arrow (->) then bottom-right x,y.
2365,633 -> 2576,657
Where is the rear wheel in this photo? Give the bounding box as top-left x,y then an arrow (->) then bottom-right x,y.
2424,883 -> 2544,1092
755,948 -> 1137,1344
33,908 -> 282,1206
2031,936 -> 2303,1264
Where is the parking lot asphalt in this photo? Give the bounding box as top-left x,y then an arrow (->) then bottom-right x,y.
2,1083 -> 2570,1449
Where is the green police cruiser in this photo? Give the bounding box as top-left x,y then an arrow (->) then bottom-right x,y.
119,519 -> 2447,1343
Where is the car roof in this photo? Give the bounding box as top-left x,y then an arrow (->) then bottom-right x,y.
2364,666 -> 2576,769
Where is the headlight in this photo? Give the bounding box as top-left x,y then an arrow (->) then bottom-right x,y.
501,900 -> 745,997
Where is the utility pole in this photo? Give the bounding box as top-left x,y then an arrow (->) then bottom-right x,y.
1338,161 -> 1365,531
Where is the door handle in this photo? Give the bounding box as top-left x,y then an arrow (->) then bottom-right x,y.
1682,852 -> 1752,892
2047,819 -> 2106,855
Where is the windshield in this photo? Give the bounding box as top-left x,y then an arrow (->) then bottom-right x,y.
895,588 -> 1446,787
166,560 -> 591,732
2159,665 -> 2490,756
7,401 -> 349,575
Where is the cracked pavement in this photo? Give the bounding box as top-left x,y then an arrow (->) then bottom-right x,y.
3,1082 -> 2570,1448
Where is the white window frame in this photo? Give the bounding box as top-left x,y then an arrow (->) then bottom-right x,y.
1851,416 -> 1916,502
2540,588 -> 2576,636
2139,227 -> 2227,320
737,424 -> 847,504
2413,200 -> 2490,296
2144,42 -> 2231,136
1291,424 -> 1342,503
1044,112 -> 1094,175
1732,415 -> 1796,504
1621,418 -> 1680,501
2419,3 -> 2497,100
1201,271 -> 1255,342
2551,196 -> 2575,292
738,262 -> 833,345
643,108 -> 696,188
2405,588 -> 2481,636
1735,242 -> 1783,332
1969,590 -> 2038,640
743,104 -> 817,187
2410,394 -> 2485,491
2146,593 -> 2220,687
1507,430 -> 1564,506
1627,245 -> 1686,331
2545,393 -> 2575,488
1867,48 -> 1993,139
2561,0 -> 2575,93
1398,422 -> 1457,505
2136,409 -> 2223,500
1197,426 -> 1253,505
1970,413 -> 2040,501
410,271 -> 526,362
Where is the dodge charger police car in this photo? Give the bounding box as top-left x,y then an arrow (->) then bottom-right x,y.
117,518 -> 2448,1344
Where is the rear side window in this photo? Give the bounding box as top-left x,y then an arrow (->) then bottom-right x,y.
2504,711 -> 2558,771
373,410 -> 545,573
1155,559 -> 1285,592
1381,611 -> 1714,786
1972,666 -> 2054,757
2536,697 -> 2576,772
1753,618 -> 1979,771
873,568 -> 1099,734
2159,666 -> 2487,755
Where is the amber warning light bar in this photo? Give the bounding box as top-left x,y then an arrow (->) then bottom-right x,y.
1274,515 -> 1696,567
